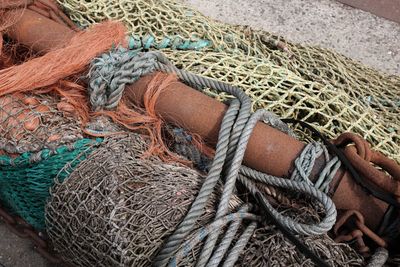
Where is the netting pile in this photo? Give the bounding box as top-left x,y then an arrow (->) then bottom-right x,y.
239,218 -> 363,267
58,0 -> 399,163
0,92 -> 102,229
0,0 -> 398,265
46,133 -> 225,266
46,133 -> 363,267
0,19 -> 135,231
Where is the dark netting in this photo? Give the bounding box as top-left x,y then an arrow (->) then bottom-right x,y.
45,132 -> 364,266
46,133 -> 223,267
236,198 -> 364,267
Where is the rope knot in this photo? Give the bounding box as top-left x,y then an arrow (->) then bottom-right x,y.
88,49 -> 170,111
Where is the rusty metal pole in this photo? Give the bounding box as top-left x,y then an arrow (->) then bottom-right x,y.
6,9 -> 306,178
3,9 -> 390,230
8,9 -> 75,53
127,73 -> 388,229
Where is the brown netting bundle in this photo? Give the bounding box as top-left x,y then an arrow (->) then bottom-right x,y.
45,132 -> 363,267
57,0 -> 399,163
45,133 -> 221,267
238,225 -> 363,267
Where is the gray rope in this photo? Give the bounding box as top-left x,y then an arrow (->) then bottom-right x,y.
170,205 -> 260,266
89,49 -> 160,110
160,99 -> 244,267
366,248 -> 389,267
221,222 -> 257,267
88,49 -> 339,267
206,216 -> 242,267
291,142 -> 341,193
239,165 -> 336,235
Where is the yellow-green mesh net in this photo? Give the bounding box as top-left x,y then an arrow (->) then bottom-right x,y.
58,0 -> 399,163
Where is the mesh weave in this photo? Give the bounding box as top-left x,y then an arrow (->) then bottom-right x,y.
238,225 -> 363,266
45,132 -> 365,267
46,134 -> 219,267
0,93 -> 83,154
58,0 -> 399,163
0,92 -> 100,229
0,138 -> 101,229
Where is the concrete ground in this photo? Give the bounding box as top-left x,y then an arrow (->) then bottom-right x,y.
183,0 -> 400,75
0,221 -> 54,267
0,1 -> 399,267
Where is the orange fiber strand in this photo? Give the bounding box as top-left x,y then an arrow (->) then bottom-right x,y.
0,21 -> 126,97
0,7 -> 26,32
99,73 -> 182,162
140,73 -> 215,160
100,72 -> 214,163
36,78 -> 90,123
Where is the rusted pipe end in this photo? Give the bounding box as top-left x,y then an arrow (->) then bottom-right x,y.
7,9 -> 75,53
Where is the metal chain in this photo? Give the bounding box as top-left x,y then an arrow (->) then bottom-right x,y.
0,205 -> 63,264
333,209 -> 388,256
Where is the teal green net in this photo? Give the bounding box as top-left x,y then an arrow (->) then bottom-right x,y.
0,138 -> 102,230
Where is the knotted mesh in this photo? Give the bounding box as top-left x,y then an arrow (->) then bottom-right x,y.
45,132 -> 363,266
0,93 -> 83,154
0,93 -> 98,229
46,133 -> 220,267
58,0 -> 399,163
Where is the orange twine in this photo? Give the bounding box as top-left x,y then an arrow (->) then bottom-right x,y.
0,13 -> 212,162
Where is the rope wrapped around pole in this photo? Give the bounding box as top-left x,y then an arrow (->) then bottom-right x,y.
88,49 -> 339,267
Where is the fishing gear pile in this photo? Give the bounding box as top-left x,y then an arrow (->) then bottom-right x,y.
0,0 -> 399,266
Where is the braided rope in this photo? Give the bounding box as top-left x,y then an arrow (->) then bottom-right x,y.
88,49 -> 339,267
89,35 -> 210,111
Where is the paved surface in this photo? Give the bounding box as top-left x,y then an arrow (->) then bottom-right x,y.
0,1 -> 399,267
183,0 -> 400,75
337,0 -> 400,23
0,221 -> 52,267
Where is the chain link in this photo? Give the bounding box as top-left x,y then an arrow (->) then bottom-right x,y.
0,205 -> 64,264
333,209 -> 388,256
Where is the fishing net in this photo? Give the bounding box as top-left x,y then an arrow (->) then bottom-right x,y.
239,225 -> 363,267
58,0 -> 399,163
46,133 -> 363,267
0,137 -> 100,229
0,0 -> 397,265
46,133 -> 222,267
0,93 -> 83,154
0,19 -> 157,231
234,192 -> 364,266
0,92 -> 103,229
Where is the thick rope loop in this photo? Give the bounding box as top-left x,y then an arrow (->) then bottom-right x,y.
240,165 -> 336,235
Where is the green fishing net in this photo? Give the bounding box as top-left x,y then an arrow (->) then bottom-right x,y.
58,0 -> 399,163
0,138 -> 101,229
0,93 -> 102,229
